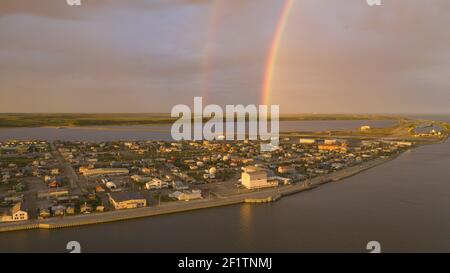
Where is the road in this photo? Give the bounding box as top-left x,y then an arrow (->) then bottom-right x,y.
50,142 -> 84,194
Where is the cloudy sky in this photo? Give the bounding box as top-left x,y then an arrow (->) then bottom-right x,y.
0,0 -> 449,114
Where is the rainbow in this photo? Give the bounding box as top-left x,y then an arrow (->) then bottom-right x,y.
261,0 -> 295,105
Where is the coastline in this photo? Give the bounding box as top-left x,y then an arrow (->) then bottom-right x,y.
0,153 -> 399,233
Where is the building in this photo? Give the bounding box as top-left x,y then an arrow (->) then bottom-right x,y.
396,141 -> 413,147
37,189 -> 69,200
299,138 -> 316,144
80,203 -> 93,214
324,139 -> 338,145
66,206 -> 75,215
52,205 -> 65,217
39,208 -> 51,219
318,144 -> 348,152
241,166 -> 278,190
131,175 -> 152,183
145,178 -> 169,190
172,181 -> 189,191
105,181 -> 118,191
79,168 -> 129,177
169,190 -> 203,201
269,176 -> 293,185
278,165 -> 295,174
1,202 -> 28,222
108,192 -> 147,210
95,185 -> 105,193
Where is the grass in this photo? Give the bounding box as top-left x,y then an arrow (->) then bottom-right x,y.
281,119 -> 450,141
0,113 -> 405,128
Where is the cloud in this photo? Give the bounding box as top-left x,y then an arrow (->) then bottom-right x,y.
0,0 -> 449,113
267,0 -> 450,113
0,0 -> 212,20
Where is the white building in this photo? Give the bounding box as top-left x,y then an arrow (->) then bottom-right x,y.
106,181 -> 118,191
324,139 -> 338,145
79,168 -> 129,176
172,181 -> 189,191
278,165 -> 295,174
1,202 -> 28,222
299,138 -> 316,144
145,178 -> 169,190
131,175 -> 152,183
169,190 -> 203,201
241,166 -> 278,190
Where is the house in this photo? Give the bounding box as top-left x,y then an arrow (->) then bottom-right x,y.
169,190 -> 203,201
39,208 -> 51,219
95,185 -> 105,193
278,165 -> 295,174
324,139 -> 339,145
108,192 -> 147,210
105,181 -> 118,191
11,202 -> 28,221
80,203 -> 93,214
269,176 -> 292,185
203,173 -> 215,179
318,144 -> 348,152
37,189 -> 69,200
52,205 -> 65,217
131,175 -> 152,183
241,166 -> 278,190
66,206 -> 75,215
48,180 -> 62,188
396,141 -> 413,147
141,167 -> 153,175
299,138 -> 316,145
1,202 -> 29,222
145,178 -> 169,190
79,168 -> 129,177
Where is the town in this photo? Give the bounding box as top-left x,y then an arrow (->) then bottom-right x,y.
0,135 -> 414,224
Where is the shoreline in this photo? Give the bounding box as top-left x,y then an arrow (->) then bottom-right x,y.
0,153 -> 399,233
0,114 -> 406,129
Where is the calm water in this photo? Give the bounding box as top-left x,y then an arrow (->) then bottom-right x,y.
0,120 -> 395,142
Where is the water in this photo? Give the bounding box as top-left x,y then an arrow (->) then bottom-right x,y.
0,120 -> 395,142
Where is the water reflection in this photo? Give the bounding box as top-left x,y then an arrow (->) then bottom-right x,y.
239,204 -> 254,250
